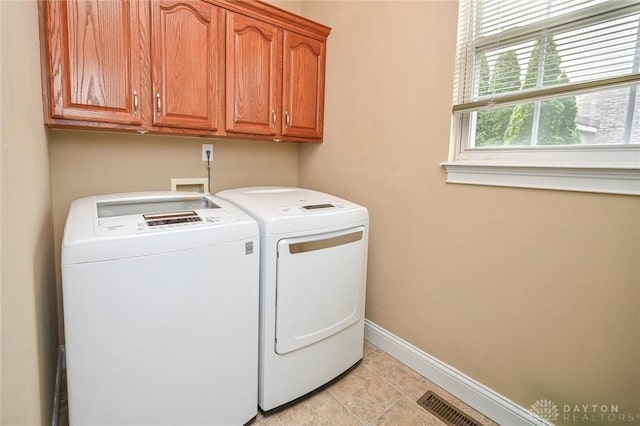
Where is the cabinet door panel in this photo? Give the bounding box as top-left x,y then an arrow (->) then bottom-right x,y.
283,31 -> 325,139
226,13 -> 281,136
47,0 -> 141,124
151,1 -> 222,130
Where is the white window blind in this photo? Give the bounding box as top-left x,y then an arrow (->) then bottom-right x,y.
444,0 -> 640,195
453,1 -> 640,113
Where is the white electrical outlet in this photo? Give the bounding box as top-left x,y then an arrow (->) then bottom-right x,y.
202,144 -> 213,161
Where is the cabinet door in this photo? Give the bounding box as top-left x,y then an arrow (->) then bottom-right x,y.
151,1 -> 223,130
226,13 -> 281,136
45,0 -> 141,124
282,31 -> 326,140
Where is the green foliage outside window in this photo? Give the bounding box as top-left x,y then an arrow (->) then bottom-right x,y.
475,37 -> 580,147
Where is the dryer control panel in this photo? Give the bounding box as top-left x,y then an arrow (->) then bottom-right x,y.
279,202 -> 355,216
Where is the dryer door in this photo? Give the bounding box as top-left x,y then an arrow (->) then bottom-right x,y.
275,226 -> 366,355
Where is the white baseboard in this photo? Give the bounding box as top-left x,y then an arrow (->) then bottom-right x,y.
364,319 -> 544,426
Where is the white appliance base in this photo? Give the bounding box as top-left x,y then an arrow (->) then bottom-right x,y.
260,319 -> 364,411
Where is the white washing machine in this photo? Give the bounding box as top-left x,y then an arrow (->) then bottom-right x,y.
61,192 -> 259,426
216,187 -> 368,411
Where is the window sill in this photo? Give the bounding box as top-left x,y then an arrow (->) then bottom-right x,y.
440,162 -> 640,195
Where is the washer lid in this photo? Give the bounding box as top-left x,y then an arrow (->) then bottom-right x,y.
216,187 -> 369,235
62,192 -> 258,264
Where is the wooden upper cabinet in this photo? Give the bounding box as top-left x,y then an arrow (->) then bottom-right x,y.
44,0 -> 141,125
40,0 -> 330,140
225,12 -> 281,136
151,0 -> 223,130
226,17 -> 327,141
282,31 -> 326,140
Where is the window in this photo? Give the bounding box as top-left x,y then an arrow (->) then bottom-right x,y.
443,0 -> 640,195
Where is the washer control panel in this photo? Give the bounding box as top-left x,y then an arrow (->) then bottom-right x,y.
95,195 -> 238,235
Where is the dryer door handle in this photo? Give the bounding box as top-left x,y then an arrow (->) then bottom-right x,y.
288,230 -> 363,254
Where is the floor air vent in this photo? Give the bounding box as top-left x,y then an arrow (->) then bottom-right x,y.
417,391 -> 483,426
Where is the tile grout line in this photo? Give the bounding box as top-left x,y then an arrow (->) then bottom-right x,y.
364,395 -> 405,426
325,382 -> 366,425
362,345 -> 451,425
363,346 -> 419,399
357,351 -> 417,425
325,344 -> 392,425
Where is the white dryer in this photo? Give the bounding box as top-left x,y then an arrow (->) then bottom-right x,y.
61,192 -> 259,425
216,187 -> 368,411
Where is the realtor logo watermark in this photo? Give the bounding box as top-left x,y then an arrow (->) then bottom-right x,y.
531,399 -> 640,424
531,400 -> 560,422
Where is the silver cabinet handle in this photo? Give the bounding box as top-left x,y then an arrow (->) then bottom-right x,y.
133,90 -> 138,115
156,93 -> 161,116
271,110 -> 277,128
285,111 -> 290,129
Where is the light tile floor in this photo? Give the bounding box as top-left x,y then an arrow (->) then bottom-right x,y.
254,340 -> 498,426
59,340 -> 498,426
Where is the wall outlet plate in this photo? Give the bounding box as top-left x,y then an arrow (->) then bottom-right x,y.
202,144 -> 213,161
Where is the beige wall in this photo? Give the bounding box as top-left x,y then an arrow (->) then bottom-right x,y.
0,1 -> 3,421
3,0 -> 639,424
298,0 -> 640,422
1,1 -> 59,424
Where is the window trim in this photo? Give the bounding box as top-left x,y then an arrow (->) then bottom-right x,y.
443,135 -> 640,195
441,162 -> 640,195
445,0 -> 640,196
